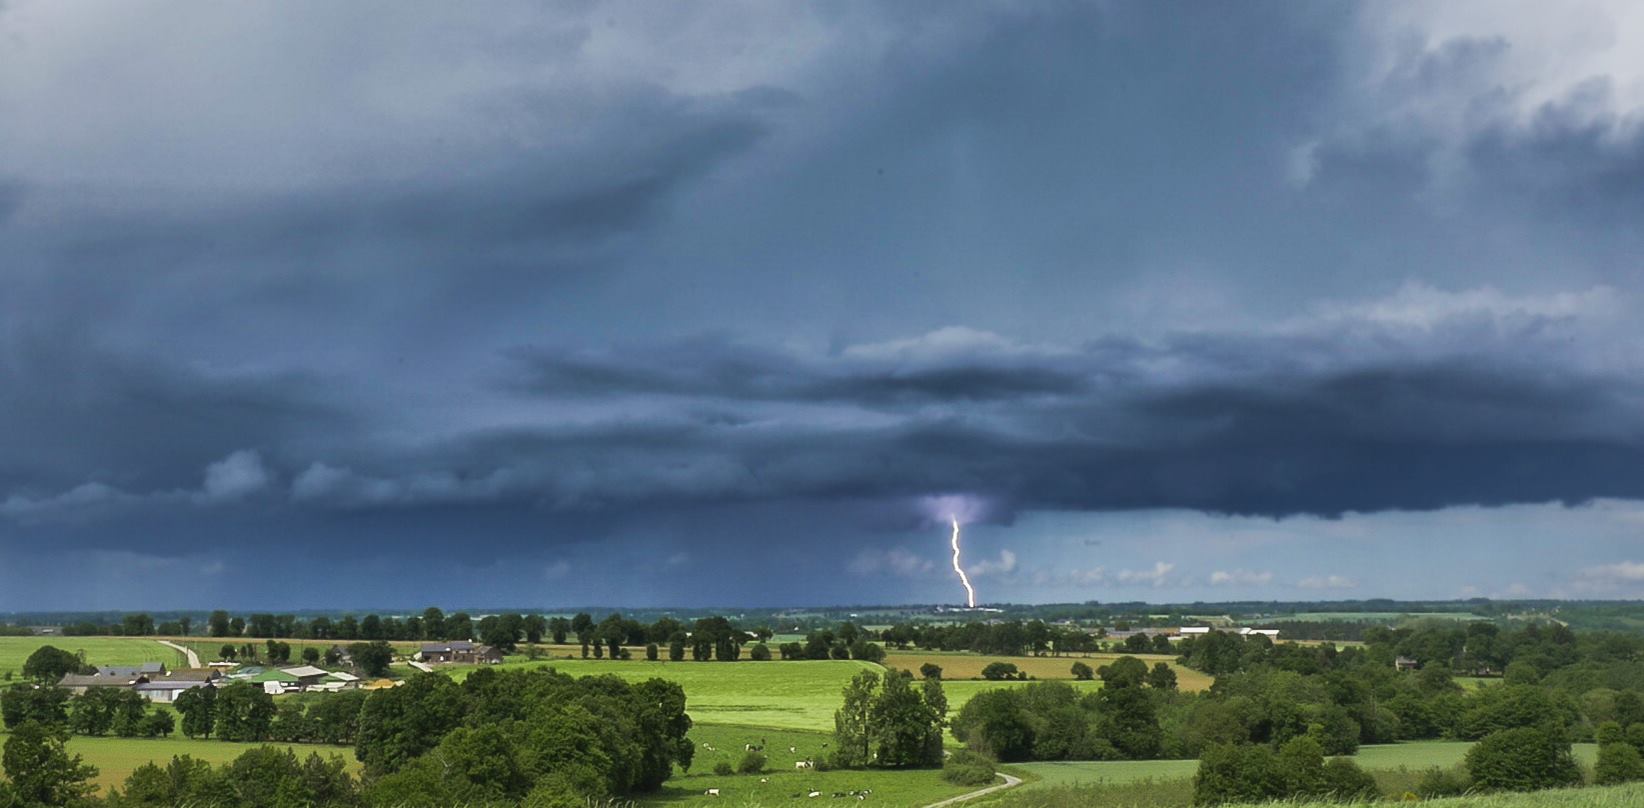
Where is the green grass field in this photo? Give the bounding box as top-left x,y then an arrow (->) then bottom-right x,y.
0,730 -> 358,794
1009,741 -> 1602,791
0,636 -> 185,677
641,724 -> 974,807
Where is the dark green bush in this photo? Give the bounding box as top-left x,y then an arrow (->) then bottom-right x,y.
941,749 -> 996,786
736,749 -> 765,774
1464,726 -> 1583,792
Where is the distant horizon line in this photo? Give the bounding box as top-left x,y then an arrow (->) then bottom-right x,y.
2,596 -> 1633,620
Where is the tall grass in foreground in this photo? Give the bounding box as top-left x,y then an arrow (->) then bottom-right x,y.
985,782 -> 1644,808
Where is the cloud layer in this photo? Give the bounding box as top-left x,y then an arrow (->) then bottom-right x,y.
2,2 -> 1643,607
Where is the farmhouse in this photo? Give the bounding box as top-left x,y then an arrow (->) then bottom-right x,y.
416,641 -> 504,664
98,663 -> 166,677
58,673 -> 146,694
417,640 -> 477,663
1394,656 -> 1420,672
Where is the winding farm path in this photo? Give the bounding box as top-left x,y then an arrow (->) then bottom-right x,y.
923,772 -> 1022,808
157,639 -> 201,668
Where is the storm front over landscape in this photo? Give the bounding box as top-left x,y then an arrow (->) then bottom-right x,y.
4,1 -> 1644,610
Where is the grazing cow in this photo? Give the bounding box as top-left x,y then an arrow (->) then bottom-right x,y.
789,746 -> 797,754
760,778 -> 769,783
704,788 -> 720,797
795,760 -> 813,770
808,791 -> 821,798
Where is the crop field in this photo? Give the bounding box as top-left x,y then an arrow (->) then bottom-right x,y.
1009,741 -> 1602,792
1265,612 -> 1488,623
449,658 -> 881,730
642,723 -> 975,806
881,651 -> 1212,691
0,636 -> 185,676
0,729 -> 358,794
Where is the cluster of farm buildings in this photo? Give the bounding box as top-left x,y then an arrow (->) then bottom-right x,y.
54,640 -> 504,703
1101,625 -> 1282,642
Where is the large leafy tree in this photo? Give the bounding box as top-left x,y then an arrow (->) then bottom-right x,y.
20,647 -> 88,683
2,721 -> 98,807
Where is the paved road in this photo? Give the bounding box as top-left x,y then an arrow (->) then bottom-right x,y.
924,772 -> 1022,808
157,639 -> 201,668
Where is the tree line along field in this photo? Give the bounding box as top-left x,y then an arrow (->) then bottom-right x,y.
0,727 -> 359,793
879,650 -> 1212,691
990,781 -> 1644,808
1006,741 -> 1602,792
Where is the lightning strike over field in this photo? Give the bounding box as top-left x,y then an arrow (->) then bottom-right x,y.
950,516 -> 976,608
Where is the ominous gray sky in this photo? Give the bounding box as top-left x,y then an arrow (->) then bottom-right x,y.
4,1 -> 1644,610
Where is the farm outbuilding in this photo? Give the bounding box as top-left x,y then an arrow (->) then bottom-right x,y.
134,680 -> 211,703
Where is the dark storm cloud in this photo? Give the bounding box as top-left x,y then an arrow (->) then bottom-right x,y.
329,321 -> 1643,519
0,335 -> 345,494
16,94 -> 769,277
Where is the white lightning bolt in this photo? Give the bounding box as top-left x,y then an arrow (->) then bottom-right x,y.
950,515 -> 976,608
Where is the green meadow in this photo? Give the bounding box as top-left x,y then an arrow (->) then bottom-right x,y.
0,636 -> 185,676
0,729 -> 359,795
642,724 -> 975,807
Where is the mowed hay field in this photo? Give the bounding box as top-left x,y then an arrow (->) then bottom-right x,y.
0,729 -> 359,794
881,650 -> 1213,692
0,636 -> 185,676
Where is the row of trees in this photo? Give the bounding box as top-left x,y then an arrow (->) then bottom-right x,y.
879,620 -> 1103,657
2,685 -> 171,738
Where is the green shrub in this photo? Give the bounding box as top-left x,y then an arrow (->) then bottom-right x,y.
736,749 -> 765,774
1464,726 -> 1583,792
1595,742 -> 1644,785
1414,766 -> 1471,798
712,761 -> 733,776
941,749 -> 996,786
1320,757 -> 1378,800
1192,743 -> 1284,805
